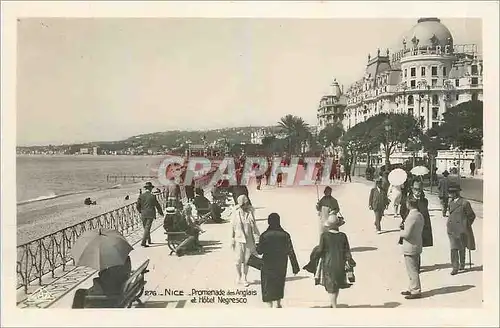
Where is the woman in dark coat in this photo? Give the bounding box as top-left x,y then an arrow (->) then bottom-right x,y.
256,213 -> 300,308
317,215 -> 354,308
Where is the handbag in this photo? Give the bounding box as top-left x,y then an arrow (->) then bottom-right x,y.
247,253 -> 263,270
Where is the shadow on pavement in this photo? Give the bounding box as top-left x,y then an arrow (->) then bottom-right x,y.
467,265 -> 483,272
146,242 -> 169,248
419,285 -> 475,299
420,263 -> 453,272
312,302 -> 401,308
351,246 -> 378,252
378,229 -> 400,235
250,276 -> 310,286
200,240 -> 222,246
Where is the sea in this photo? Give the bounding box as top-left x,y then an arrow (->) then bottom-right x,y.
16,155 -> 167,204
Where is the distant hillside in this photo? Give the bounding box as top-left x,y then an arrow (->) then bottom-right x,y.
17,126 -> 283,154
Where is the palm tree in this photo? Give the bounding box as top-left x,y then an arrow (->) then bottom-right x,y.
278,115 -> 310,154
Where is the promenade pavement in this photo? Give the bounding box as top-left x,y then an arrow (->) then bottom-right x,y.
51,178 -> 483,309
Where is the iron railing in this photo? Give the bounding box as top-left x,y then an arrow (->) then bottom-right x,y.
16,167 -> 219,294
16,192 -> 166,294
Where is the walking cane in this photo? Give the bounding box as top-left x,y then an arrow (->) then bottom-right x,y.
469,249 -> 472,269
316,184 -> 319,201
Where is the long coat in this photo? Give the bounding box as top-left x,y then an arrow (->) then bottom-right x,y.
369,187 -> 388,212
447,197 -> 476,250
417,196 -> 433,247
257,228 -> 300,302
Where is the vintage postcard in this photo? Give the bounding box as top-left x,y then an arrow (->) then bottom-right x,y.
1,1 -> 499,327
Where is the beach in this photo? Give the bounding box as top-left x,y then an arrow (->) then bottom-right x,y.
16,182 -> 148,245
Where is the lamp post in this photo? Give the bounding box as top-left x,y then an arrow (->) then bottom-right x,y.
384,118 -> 391,168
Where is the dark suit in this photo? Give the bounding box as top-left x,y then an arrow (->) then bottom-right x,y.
438,177 -> 450,216
137,190 -> 164,245
447,197 -> 476,270
369,187 -> 388,231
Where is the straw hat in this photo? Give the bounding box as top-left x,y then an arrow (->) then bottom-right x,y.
165,207 -> 176,214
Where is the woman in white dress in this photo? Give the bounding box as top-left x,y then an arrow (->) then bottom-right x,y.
388,184 -> 402,217
230,194 -> 260,286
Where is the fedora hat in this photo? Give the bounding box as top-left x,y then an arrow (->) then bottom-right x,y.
448,183 -> 462,191
442,170 -> 449,177
144,181 -> 154,189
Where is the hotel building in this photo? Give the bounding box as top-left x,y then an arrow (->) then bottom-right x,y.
317,18 -> 483,134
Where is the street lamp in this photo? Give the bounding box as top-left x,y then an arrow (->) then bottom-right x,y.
384,118 -> 391,167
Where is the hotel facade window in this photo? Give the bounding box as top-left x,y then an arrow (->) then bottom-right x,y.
432,94 -> 439,105
472,93 -> 478,101
411,67 -> 416,77
456,94 -> 460,101
410,80 -> 416,88
408,108 -> 414,116
408,95 -> 414,105
404,69 -> 407,78
421,67 -> 426,76
455,79 -> 460,87
471,65 -> 478,75
443,67 -> 447,76
431,66 -> 438,76
432,79 -> 438,87
471,77 -> 478,86
432,107 -> 439,119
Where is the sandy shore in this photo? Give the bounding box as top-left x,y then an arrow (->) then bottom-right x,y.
17,182 -> 146,245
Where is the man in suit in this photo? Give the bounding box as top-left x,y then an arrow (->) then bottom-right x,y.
438,170 -> 451,217
368,179 -> 388,234
400,197 -> 424,299
447,182 -> 476,275
137,182 -> 164,247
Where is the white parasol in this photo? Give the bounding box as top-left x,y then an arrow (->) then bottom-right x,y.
388,168 -> 407,186
410,165 -> 430,176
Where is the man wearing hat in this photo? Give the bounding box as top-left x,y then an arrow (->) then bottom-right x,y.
368,179 -> 389,234
438,170 -> 451,217
447,182 -> 476,275
137,182 -> 164,247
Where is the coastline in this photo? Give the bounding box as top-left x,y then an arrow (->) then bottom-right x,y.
17,182 -> 147,245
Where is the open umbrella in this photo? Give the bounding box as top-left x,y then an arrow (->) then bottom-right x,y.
410,165 -> 429,176
71,228 -> 133,271
388,168 -> 408,186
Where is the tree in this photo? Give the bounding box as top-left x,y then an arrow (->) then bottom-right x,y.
341,120 -> 379,172
432,100 -> 483,150
364,113 -> 422,166
318,122 -> 344,154
278,115 -> 310,154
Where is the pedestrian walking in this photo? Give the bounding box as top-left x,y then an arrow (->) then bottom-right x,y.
398,181 -> 433,253
339,163 -> 346,182
470,160 -> 476,176
388,183 -> 402,217
316,186 -> 340,237
368,179 -> 389,234
447,183 -> 476,275
256,213 -> 300,308
400,197 -> 424,299
438,170 -> 451,217
136,182 -> 164,247
316,214 -> 355,308
344,161 -> 352,182
230,194 -> 260,286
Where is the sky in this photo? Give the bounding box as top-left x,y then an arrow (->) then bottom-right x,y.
16,17 -> 482,146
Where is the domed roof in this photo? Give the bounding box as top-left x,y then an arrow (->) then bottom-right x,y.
403,18 -> 453,50
331,79 -> 342,98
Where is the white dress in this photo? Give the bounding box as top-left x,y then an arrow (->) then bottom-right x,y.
389,185 -> 402,205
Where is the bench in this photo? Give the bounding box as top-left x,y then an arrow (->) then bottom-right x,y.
81,259 -> 150,308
